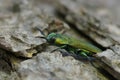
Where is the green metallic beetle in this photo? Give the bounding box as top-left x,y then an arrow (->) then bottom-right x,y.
36,27 -> 102,66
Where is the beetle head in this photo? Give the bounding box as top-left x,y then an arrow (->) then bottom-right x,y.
46,33 -> 57,44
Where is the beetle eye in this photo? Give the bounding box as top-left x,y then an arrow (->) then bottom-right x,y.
50,37 -> 56,43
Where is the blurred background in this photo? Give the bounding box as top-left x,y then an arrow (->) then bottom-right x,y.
0,0 -> 120,80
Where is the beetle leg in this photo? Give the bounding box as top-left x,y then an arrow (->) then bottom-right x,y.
59,50 -> 76,57
80,51 -> 97,68
50,45 -> 67,53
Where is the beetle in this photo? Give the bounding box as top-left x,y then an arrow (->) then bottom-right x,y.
35,27 -> 102,66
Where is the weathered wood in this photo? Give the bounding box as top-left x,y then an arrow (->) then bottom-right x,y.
0,0 -> 120,80
56,3 -> 118,47
96,48 -> 120,80
56,0 -> 120,80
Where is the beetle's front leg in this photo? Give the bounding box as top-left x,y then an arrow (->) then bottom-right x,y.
50,45 -> 67,53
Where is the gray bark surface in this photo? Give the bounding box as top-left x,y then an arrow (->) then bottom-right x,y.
0,0 -> 120,80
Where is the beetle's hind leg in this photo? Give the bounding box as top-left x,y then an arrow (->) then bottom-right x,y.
87,56 -> 97,68
79,51 -> 97,68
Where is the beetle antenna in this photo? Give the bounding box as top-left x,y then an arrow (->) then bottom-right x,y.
35,36 -> 47,40
35,27 -> 46,36
35,27 -> 47,40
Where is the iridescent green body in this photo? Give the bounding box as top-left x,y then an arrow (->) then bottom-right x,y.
36,26 -> 102,66
46,33 -> 102,56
